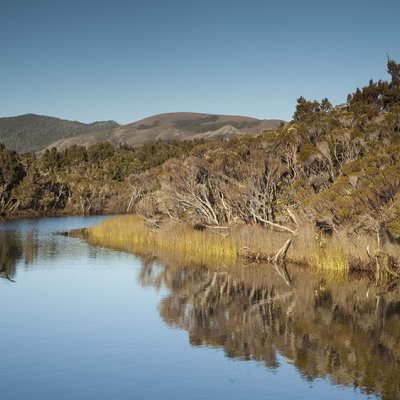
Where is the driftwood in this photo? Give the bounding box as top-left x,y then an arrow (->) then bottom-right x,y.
272,239 -> 292,264
239,208 -> 298,265
239,238 -> 292,265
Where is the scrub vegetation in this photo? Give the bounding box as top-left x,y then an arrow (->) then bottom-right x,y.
2,58 -> 400,274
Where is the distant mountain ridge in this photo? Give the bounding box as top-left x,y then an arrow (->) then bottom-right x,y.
0,112 -> 284,153
0,114 -> 119,153
47,112 -> 283,151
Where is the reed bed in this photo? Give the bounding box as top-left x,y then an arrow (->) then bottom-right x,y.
83,215 -> 400,272
87,215 -> 238,267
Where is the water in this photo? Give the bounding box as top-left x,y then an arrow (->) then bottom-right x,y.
1,216 -> 398,399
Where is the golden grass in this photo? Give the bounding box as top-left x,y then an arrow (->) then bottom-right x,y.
87,215 -> 238,267
83,215 -> 400,272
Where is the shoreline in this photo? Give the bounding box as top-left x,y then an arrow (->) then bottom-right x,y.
0,209 -> 127,222
4,212 -> 400,281
74,215 -> 400,278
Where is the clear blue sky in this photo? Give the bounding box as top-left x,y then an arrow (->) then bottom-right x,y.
1,0 -> 399,124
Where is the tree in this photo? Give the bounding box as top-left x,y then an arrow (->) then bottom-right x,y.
387,55 -> 400,88
293,97 -> 321,122
41,147 -> 62,172
0,144 -> 25,213
384,56 -> 400,108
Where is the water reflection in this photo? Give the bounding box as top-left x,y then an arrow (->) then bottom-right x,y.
0,230 -> 67,279
0,215 -> 110,281
0,233 -> 21,281
137,256 -> 400,400
1,218 -> 399,400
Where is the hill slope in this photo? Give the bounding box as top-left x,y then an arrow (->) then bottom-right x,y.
0,114 -> 119,153
45,112 -> 283,151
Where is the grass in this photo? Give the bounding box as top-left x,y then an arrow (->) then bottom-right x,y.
85,215 -> 237,267
81,215 -> 400,272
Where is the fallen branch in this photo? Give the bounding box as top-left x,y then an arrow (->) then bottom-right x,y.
287,208 -> 299,227
257,216 -> 298,236
239,239 -> 292,265
272,239 -> 292,264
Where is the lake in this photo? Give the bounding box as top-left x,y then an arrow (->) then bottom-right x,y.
1,216 -> 399,399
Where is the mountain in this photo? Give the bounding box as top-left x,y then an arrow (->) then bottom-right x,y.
45,112 -> 283,151
0,114 -> 119,153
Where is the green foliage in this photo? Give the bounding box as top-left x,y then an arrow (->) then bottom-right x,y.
347,57 -> 400,115
382,191 -> 400,240
0,143 -> 25,211
62,145 -> 87,164
87,142 -> 115,164
298,143 -> 319,162
387,56 -> 400,88
41,147 -> 62,172
0,144 -> 25,187
1,57 -> 400,240
293,97 -> 331,122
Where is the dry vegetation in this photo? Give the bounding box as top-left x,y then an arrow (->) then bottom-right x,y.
82,215 -> 400,276
2,58 -> 400,277
84,216 -> 237,267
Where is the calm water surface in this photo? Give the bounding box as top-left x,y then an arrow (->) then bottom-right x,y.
1,216 -> 399,399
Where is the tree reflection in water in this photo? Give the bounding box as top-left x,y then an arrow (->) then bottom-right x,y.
137,256 -> 400,400
0,233 -> 22,281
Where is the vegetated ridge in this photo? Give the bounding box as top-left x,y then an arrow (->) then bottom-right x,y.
45,112 -> 283,151
1,58 -> 400,273
0,114 -> 119,153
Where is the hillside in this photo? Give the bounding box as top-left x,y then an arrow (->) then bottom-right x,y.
1,57 -> 399,263
45,112 -> 283,151
0,114 -> 119,153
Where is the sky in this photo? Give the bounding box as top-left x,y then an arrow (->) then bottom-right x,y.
1,0 -> 399,124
